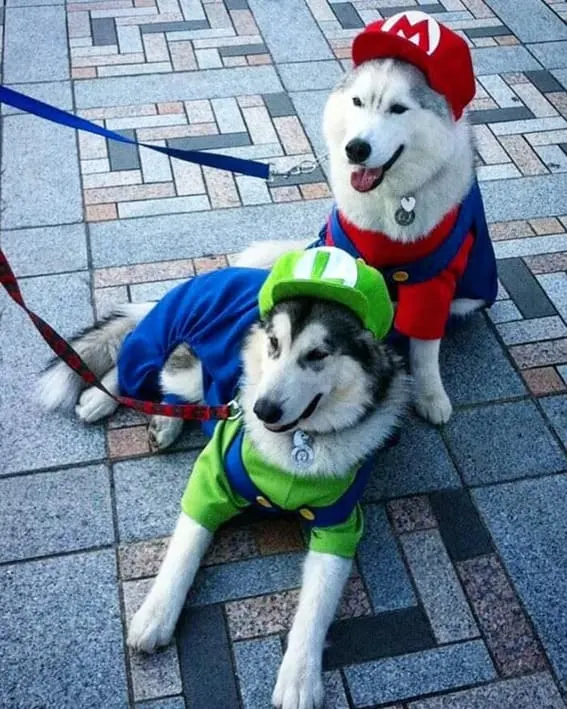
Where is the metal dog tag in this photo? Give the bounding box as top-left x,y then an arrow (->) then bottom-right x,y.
291,430 -> 315,469
395,195 -> 416,226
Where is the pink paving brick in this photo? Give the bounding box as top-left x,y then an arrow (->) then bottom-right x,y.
458,555 -> 547,676
107,426 -> 150,458
496,35 -> 520,45
270,185 -> 301,202
94,258 -> 195,287
136,123 -> 216,141
157,102 -> 184,114
387,497 -> 438,534
524,252 -> 567,274
170,42 -> 198,71
528,217 -> 565,235
203,167 -> 240,209
193,254 -> 229,274
247,54 -> 271,65
489,220 -> 535,241
500,135 -> 547,176
522,367 -> 567,395
84,183 -> 175,205
72,53 -> 146,68
300,182 -> 332,200
253,518 -> 305,555
224,56 -> 248,67
237,95 -> 264,108
548,92 -> 567,117
230,9 -> 259,34
85,203 -> 118,222
72,67 -> 97,79
510,338 -> 567,369
274,116 -> 311,155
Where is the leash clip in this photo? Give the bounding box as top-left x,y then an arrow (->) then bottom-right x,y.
267,154 -> 328,183
227,399 -> 243,420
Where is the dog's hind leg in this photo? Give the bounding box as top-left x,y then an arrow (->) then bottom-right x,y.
75,367 -> 120,422
410,337 -> 453,425
272,551 -> 351,709
128,512 -> 212,653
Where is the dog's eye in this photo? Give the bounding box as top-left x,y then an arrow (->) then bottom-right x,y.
305,349 -> 329,362
268,336 -> 279,353
352,96 -> 363,107
390,103 -> 408,114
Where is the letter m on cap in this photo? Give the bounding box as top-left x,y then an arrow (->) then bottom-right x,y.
381,11 -> 441,56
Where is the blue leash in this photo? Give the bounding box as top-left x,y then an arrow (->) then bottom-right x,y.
0,85 -> 270,179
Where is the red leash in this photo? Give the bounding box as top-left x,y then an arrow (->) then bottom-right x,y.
0,248 -> 239,421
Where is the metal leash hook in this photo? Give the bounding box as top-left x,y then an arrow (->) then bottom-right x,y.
267,153 -> 329,183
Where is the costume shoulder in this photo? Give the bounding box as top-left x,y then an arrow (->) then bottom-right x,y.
117,267 -> 268,402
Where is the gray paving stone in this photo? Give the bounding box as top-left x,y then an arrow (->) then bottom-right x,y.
219,43 -> 267,57
0,273 -> 106,475
2,224 -> 88,277
481,174 -> 567,221
553,69 -> 567,89
92,17 -> 118,45
445,400 -> 566,485
540,394 -> 567,448
291,90 -> 332,176
279,60 -> 344,92
493,233 -> 567,259
471,46 -> 542,76
486,0 -> 567,43
400,530 -> 478,643
6,0 -> 64,4
357,504 -> 416,612
2,114 -> 83,228
380,3 -> 443,16
140,19 -> 208,33
225,0 -> 248,8
129,277 -> 187,302
234,637 -> 283,709
263,92 -> 296,117
89,199 -> 332,267
114,451 -> 198,542
441,314 -> 526,405
108,129 -> 141,171
344,640 -> 496,707
4,6 -> 68,82
1,80 -> 73,116
0,550 -> 128,708
538,272 -> 567,321
527,43 -> 567,70
247,0 -> 332,62
129,646 -> 182,702
488,300 -> 522,324
75,66 -> 282,108
136,699 -> 185,709
364,415 -> 461,500
0,465 -> 114,563
188,552 -> 303,606
332,2 -> 364,28
497,316 -> 567,345
168,131 -> 250,151
409,672 -> 565,708
474,474 -> 567,691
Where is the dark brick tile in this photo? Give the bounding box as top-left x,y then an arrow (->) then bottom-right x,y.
525,70 -> 564,94
560,143 -> 567,156
381,4 -> 443,17
429,490 -> 494,562
458,555 -> 547,677
331,2 -> 364,29
225,0 -> 249,8
107,129 -> 140,171
323,607 -> 436,670
219,43 -> 268,57
262,92 -> 296,117
91,17 -> 118,46
268,166 -> 327,187
387,496 -> 437,534
466,25 -> 511,38
468,106 -> 534,125
168,132 -> 251,152
140,20 -> 209,34
498,258 -> 557,318
176,605 -> 240,709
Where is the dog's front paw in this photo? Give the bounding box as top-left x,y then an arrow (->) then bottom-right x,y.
127,594 -> 178,653
76,386 -> 118,422
148,415 -> 184,451
272,652 -> 324,709
415,388 -> 453,425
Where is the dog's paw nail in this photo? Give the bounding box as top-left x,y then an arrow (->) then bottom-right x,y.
148,416 -> 183,451
415,391 -> 453,425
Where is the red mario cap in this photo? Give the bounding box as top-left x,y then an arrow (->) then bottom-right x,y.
352,11 -> 475,120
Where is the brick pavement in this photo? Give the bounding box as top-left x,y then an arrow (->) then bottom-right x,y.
1,0 -> 567,707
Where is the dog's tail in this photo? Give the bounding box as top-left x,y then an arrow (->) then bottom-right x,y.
233,238 -> 312,269
37,302 -> 155,412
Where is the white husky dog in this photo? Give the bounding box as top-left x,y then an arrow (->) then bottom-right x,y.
237,14 -> 498,425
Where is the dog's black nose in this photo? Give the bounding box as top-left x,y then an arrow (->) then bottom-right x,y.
253,398 -> 283,424
345,138 -> 371,164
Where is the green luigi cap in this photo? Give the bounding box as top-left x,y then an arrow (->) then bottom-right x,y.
258,246 -> 394,340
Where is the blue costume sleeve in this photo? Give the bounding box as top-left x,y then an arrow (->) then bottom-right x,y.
117,268 -> 269,407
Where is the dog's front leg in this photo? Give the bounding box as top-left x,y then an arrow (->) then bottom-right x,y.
410,337 -> 452,424
272,551 -> 351,709
128,512 -> 212,653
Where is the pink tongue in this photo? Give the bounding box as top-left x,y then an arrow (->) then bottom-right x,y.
351,167 -> 383,193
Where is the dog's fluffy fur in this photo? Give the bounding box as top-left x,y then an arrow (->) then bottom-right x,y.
38,295 -> 409,709
236,58 -> 484,425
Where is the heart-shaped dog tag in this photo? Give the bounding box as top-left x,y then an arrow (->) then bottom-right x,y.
400,196 -> 416,212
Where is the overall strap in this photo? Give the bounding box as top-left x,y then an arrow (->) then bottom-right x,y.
382,182 -> 479,287
224,429 -> 280,514
325,206 -> 363,259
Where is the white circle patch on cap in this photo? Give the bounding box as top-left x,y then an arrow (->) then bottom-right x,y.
381,11 -> 441,56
